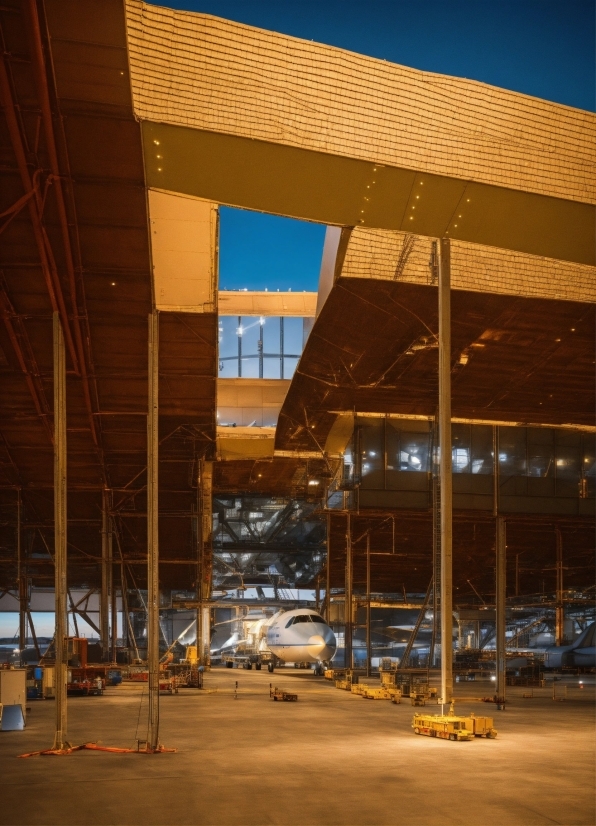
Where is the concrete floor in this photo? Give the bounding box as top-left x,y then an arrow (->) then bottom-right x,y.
0,669 -> 594,826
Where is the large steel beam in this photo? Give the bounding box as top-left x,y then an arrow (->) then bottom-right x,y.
495,516 -> 507,707
52,312 -> 68,751
438,239 -> 453,706
147,312 -> 160,750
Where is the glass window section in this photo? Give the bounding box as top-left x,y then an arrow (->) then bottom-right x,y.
263,358 -> 280,379
240,315 -> 260,358
398,430 -> 429,473
471,425 -> 493,474
555,431 -> 581,479
240,357 -> 259,379
218,315 -> 308,379
527,428 -> 554,478
452,424 -> 471,473
218,359 -> 238,378
498,427 -> 527,477
386,422 -> 399,472
359,420 -> 384,488
283,317 -> 303,358
283,357 -> 299,379
262,316 -> 280,355
583,434 -> 596,478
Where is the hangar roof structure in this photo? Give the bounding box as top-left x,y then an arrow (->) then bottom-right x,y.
0,0 -> 594,596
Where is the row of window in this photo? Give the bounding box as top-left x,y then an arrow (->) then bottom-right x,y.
349,419 -> 595,490
218,316 -> 311,379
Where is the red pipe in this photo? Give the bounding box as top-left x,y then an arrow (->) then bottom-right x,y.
0,286 -> 54,445
24,0 -> 100,449
0,55 -> 79,375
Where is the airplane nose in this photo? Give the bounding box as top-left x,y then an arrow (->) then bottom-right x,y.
308,632 -> 336,661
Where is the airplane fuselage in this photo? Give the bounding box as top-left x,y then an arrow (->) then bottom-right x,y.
266,608 -> 336,665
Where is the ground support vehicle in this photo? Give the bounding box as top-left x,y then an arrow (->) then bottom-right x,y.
412,713 -> 476,741
468,714 -> 498,738
269,685 -> 298,701
361,686 -> 401,701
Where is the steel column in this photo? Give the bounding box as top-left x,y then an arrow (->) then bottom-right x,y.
100,491 -> 112,660
147,312 -> 160,750
52,312 -> 68,750
495,516 -> 506,706
555,528 -> 564,645
198,459 -> 213,665
438,239 -> 453,706
366,532 -> 371,677
325,512 -> 331,622
17,489 -> 27,663
345,513 -> 353,670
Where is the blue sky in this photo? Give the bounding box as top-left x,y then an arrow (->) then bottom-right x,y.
153,0 -> 595,292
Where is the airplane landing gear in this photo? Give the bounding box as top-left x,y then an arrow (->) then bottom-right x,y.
267,662 -> 274,673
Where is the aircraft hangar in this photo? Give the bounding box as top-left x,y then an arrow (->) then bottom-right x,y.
0,1 -> 594,824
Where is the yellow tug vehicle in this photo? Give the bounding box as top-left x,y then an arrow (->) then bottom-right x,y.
412,711 -> 497,741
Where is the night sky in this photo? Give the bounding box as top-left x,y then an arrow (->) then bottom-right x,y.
151,0 -> 595,292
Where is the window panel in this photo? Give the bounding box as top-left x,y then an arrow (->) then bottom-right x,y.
527,427 -> 554,478
452,424 -> 471,473
240,357 -> 259,379
283,356 -> 299,379
283,317 -> 303,357
240,316 -> 261,359
262,316 -> 280,355
359,420 -> 384,488
262,357 -> 281,379
498,427 -> 527,477
218,359 -> 238,378
583,434 -> 596,478
471,425 -> 493,474
218,316 -> 238,360
400,426 -> 430,473
555,430 -> 581,496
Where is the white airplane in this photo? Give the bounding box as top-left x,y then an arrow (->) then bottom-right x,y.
266,608 -> 337,673
213,607 -> 336,674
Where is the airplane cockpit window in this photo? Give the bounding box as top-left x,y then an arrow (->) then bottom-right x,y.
285,614 -> 326,627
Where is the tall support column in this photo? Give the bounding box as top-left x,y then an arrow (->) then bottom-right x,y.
438,239 -> 453,706
17,489 -> 27,663
53,312 -> 68,750
101,490 -> 112,660
555,528 -> 564,645
495,516 -> 507,706
345,513 -> 352,670
147,312 -> 160,751
198,459 -> 213,665
110,575 -> 118,662
325,512 -> 331,622
366,532 -> 371,677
